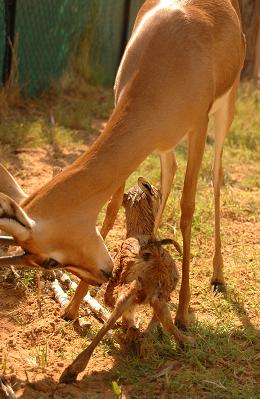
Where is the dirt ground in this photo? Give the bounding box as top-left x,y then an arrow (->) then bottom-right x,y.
0,282 -> 118,399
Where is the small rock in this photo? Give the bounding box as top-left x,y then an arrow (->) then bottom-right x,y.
57,361 -> 64,367
78,317 -> 92,329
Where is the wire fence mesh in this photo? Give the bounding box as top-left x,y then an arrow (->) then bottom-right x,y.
0,0 -> 145,95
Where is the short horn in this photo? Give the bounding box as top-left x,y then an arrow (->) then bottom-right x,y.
148,238 -> 182,254
0,254 -> 39,268
0,235 -> 17,246
148,238 -> 174,246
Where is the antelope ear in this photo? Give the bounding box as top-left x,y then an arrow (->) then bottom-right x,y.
0,192 -> 35,241
0,163 -> 27,203
138,177 -> 154,197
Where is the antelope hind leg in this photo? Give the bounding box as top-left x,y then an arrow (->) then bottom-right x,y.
211,78 -> 239,292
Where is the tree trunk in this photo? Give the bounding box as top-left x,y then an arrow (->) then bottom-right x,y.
238,0 -> 260,81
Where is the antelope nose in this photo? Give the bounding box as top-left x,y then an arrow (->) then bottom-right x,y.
101,269 -> 112,279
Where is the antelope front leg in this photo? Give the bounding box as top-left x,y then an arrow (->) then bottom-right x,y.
100,184 -> 125,238
175,125 -> 207,329
60,283 -> 138,384
60,185 -> 125,321
60,184 -> 124,320
60,281 -> 89,320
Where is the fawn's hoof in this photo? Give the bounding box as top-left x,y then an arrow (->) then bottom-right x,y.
211,281 -> 226,293
126,326 -> 141,343
183,335 -> 196,347
179,337 -> 196,349
59,369 -> 77,384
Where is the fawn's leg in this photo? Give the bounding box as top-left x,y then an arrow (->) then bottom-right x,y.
151,297 -> 195,347
60,281 -> 89,320
60,283 -> 138,384
61,186 -> 124,321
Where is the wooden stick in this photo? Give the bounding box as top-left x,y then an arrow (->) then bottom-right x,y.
54,269 -> 72,290
63,276 -> 110,322
53,272 -> 111,322
82,291 -> 110,322
51,278 -> 69,307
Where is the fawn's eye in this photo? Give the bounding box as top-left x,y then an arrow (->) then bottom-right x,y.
143,251 -> 152,261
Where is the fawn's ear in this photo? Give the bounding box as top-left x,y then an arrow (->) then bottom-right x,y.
122,193 -> 128,207
138,176 -> 154,197
0,192 -> 35,241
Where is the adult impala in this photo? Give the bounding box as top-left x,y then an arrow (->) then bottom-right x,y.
0,0 -> 245,329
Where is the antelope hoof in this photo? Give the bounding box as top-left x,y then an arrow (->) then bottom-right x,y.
211,281 -> 226,293
60,307 -> 79,321
59,369 -> 77,384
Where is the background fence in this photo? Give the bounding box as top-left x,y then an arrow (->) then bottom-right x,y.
0,0 -> 144,94
0,0 -> 259,96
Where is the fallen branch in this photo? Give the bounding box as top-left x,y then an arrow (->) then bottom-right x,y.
52,272 -> 111,322
82,291 -> 110,322
54,270 -> 72,290
51,278 -> 69,307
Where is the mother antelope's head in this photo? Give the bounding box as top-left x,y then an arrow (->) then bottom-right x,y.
0,191 -> 113,285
